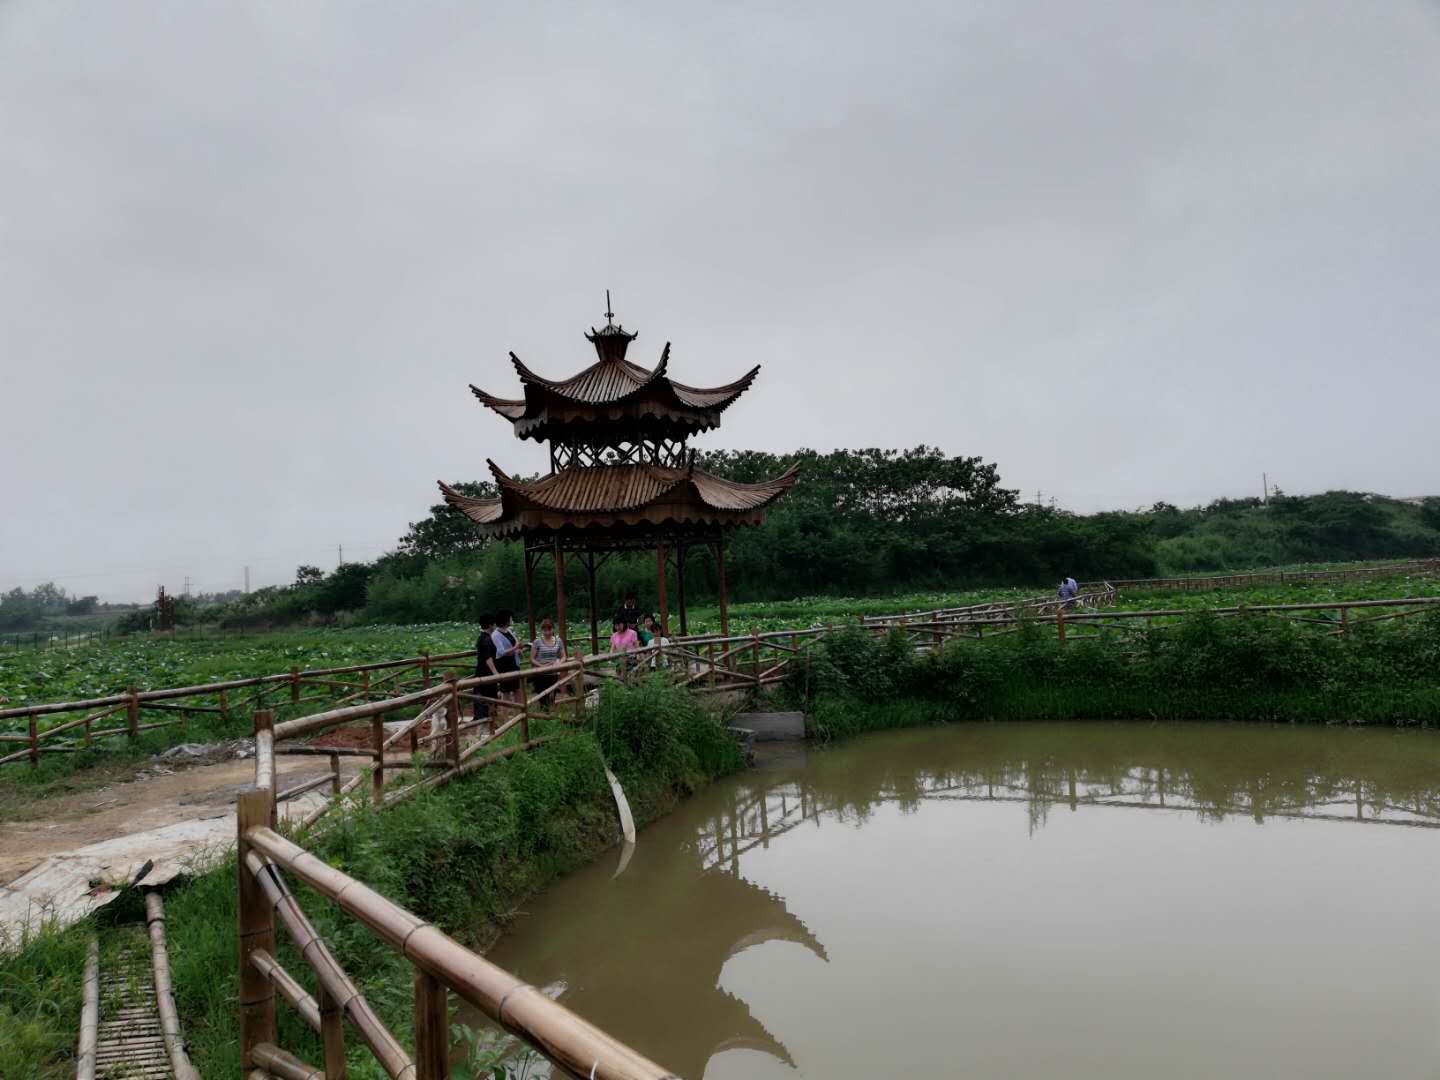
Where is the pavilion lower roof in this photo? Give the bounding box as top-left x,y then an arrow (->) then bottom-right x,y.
439,460 -> 798,538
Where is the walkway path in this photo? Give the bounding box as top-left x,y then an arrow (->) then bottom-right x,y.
0,752 -> 346,947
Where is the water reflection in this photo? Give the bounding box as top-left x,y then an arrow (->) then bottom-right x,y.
484,722 -> 1440,1078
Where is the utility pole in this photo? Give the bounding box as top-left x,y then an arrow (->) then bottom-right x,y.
1262,472 -> 1268,503
244,566 -> 250,593
337,544 -> 343,568
183,575 -> 192,597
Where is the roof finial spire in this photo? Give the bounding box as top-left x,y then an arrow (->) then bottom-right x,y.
604,289 -> 614,327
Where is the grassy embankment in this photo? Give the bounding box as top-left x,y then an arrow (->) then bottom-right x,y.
0,678 -> 745,1080
797,606 -> 1440,741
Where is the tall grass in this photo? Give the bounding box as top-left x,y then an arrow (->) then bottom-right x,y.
800,608 -> 1440,739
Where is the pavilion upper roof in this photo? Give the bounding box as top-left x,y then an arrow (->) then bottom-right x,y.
470,308 -> 760,443
438,457 -> 799,538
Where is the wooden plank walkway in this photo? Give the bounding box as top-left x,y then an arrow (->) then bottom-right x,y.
90,924 -> 174,1080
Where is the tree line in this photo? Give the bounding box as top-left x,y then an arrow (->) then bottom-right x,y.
196,446 -> 1440,629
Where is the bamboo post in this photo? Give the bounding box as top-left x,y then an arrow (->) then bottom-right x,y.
28,712 -> 38,767
372,715 -> 385,807
413,967 -> 450,1080
290,666 -> 300,704
254,709 -> 277,827
237,789 -> 277,1073
127,686 -> 140,742
518,672 -> 530,743
445,677 -> 460,766
319,983 -> 347,1080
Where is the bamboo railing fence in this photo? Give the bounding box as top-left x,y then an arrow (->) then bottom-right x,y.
240,660 -> 684,1079
5,556 -> 1439,769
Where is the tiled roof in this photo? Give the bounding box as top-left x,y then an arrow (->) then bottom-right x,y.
438,460 -> 799,534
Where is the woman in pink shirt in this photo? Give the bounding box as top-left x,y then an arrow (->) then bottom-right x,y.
609,617 -> 639,654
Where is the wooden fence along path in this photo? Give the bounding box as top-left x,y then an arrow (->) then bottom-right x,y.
6,556 -> 1440,771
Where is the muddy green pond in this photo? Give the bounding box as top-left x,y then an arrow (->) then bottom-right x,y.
481,722 -> 1440,1078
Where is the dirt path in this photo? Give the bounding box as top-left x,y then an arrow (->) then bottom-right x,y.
0,754 -> 352,885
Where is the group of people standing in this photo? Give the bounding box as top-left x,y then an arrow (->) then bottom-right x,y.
472,593 -> 668,716
473,609 -> 568,718
608,593 -> 669,656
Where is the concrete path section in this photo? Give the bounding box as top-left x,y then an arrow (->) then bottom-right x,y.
0,754 -> 341,951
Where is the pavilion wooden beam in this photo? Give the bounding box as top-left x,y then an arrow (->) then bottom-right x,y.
586,551 -> 600,656
715,535 -> 730,639
656,543 -> 670,639
676,541 -> 688,636
523,547 -> 537,642
553,542 -> 568,650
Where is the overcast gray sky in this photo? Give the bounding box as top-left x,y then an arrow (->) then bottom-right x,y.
3,1 -> 1439,602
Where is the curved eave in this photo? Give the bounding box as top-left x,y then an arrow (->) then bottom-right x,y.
444,462 -> 799,538
437,481 -> 505,525
468,385 -> 526,421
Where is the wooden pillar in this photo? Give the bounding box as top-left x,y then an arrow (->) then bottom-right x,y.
237,789 -> 276,1074
27,713 -> 38,767
413,968 -> 449,1080
127,686 -> 140,742
523,548 -> 537,643
714,536 -> 730,639
553,542 -> 568,650
676,541 -> 688,636
1056,604 -> 1067,647
586,551 -> 600,657
319,984 -> 347,1080
656,543 -> 670,639
290,666 -> 300,704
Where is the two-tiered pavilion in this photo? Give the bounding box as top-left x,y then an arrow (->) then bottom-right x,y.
441,297 -> 797,653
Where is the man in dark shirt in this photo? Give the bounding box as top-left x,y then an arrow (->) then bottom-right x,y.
613,593 -> 641,630
475,611 -> 497,719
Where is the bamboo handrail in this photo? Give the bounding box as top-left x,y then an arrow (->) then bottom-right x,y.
252,1041 -> 325,1080
250,948 -> 321,1032
243,824 -> 678,1080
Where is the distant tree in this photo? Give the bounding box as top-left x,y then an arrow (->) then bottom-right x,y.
65,595 -> 99,615
398,481 -> 500,560
295,565 -> 324,585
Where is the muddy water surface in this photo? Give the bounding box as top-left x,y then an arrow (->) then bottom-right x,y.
483,722 -> 1440,1078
